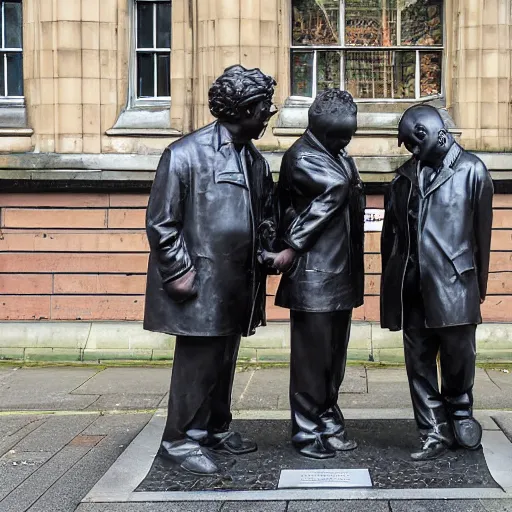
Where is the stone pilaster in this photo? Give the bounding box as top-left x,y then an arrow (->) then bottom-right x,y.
450,0 -> 511,150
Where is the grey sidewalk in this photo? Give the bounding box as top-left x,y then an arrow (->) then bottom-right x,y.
2,365 -> 512,413
1,365 -> 512,511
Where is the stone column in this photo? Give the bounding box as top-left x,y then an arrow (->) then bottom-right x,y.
170,0 -> 194,133
450,0 -> 511,150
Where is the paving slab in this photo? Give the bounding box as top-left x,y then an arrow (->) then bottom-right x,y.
14,414 -> 99,453
84,394 -> 165,411
0,368 -> 100,410
479,500 -> 512,511
344,382 -> 413,409
0,416 -> 41,438
390,500 -> 487,511
493,413 -> 512,443
0,450 -> 53,501
234,370 -> 281,410
220,502 -> 287,512
0,367 -> 17,382
367,368 -> 409,383
288,502 -> 389,511
0,445 -> 91,510
28,415 -> 151,512
485,369 -> 512,389
72,368 -> 171,395
0,417 -> 47,458
81,412 -> 153,439
76,504 -> 222,512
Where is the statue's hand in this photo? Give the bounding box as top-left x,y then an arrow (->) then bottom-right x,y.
164,269 -> 197,303
272,248 -> 297,272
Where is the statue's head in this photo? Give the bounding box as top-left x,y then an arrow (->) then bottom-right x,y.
398,104 -> 452,164
308,89 -> 357,156
208,65 -> 277,141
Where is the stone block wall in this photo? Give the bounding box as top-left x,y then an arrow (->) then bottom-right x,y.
11,0 -> 512,155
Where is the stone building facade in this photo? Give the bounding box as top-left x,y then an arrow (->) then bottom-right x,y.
0,0 -> 511,362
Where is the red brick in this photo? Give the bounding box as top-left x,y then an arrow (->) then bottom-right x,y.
109,194 -> 149,207
366,195 -> 384,208
53,274 -> 146,295
266,303 -> 289,321
482,296 -> 512,322
0,231 -> 148,252
0,296 -> 51,320
0,253 -> 149,273
494,195 -> 512,208
108,209 -> 146,229
51,295 -> 144,320
487,273 -> 512,295
493,210 -> 512,229
491,230 -> 512,251
267,275 -> 281,296
490,252 -> 512,272
0,275 -> 53,294
365,254 -> 381,273
0,193 -> 109,208
352,296 -> 379,322
2,209 -> 107,229
365,232 -> 381,253
365,275 -> 381,295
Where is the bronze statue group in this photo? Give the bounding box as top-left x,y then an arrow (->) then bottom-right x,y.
144,66 -> 494,475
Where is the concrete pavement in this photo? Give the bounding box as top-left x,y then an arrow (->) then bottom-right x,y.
1,364 -> 512,511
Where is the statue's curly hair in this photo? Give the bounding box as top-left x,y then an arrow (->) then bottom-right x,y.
209,65 -> 276,121
309,89 -> 357,124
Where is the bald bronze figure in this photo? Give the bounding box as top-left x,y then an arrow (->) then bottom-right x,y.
381,105 -> 494,460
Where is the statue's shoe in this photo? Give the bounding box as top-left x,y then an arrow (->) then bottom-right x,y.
205,431 -> 258,455
452,417 -> 482,450
410,436 -> 449,461
158,441 -> 219,476
294,440 -> 336,459
326,432 -> 358,451
292,431 -> 336,459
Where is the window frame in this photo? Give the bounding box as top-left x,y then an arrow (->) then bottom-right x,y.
289,0 -> 445,103
129,0 -> 171,108
0,0 -> 24,105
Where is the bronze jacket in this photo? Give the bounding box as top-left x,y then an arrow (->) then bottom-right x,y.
144,121 -> 275,337
380,143 -> 494,331
275,129 -> 365,312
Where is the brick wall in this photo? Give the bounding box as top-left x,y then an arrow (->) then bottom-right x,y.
0,192 -> 511,323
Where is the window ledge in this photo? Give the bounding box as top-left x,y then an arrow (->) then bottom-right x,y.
0,103 -> 30,130
275,96 -> 457,135
0,128 -> 33,137
108,105 -> 177,136
106,128 -> 181,137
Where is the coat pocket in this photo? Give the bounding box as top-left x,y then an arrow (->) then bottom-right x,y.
451,246 -> 475,275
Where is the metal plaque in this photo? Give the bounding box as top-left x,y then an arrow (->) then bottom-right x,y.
278,469 -> 372,489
